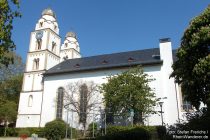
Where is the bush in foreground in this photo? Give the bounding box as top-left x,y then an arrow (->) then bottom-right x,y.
0,127 -> 45,137
96,126 -> 151,140
44,119 -> 66,140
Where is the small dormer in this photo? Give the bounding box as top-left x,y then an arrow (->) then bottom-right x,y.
35,8 -> 59,34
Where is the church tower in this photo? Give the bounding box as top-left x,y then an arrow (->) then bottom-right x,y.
60,32 -> 81,62
16,8 -> 61,127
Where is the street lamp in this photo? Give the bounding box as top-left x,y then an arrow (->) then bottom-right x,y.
64,103 -> 75,140
158,101 -> 164,126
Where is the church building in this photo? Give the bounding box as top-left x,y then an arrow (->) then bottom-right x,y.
16,8 -> 189,128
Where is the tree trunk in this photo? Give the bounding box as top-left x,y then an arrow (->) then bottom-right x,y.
83,124 -> 86,137
4,120 -> 8,137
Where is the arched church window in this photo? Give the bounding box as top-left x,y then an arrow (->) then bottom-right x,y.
56,87 -> 64,119
65,43 -> 68,47
52,41 -> 56,52
79,84 -> 88,124
36,39 -> 42,50
39,22 -> 43,27
28,95 -> 33,107
33,58 -> 40,70
54,25 -> 57,30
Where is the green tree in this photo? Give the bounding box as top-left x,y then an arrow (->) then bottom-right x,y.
0,52 -> 24,81
0,100 -> 17,136
0,74 -> 22,128
101,66 -> 158,124
0,0 -> 21,66
171,5 -> 210,109
0,74 -> 23,104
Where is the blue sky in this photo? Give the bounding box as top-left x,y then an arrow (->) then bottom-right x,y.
12,0 -> 209,61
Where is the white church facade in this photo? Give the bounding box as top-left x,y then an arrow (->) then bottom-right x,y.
16,8 -> 189,128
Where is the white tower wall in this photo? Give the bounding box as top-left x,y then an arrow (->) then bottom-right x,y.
16,8 -> 61,128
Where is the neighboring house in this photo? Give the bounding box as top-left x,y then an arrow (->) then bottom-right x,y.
16,8 -> 190,128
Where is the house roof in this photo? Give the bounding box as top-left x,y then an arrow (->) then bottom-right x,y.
45,48 -> 165,76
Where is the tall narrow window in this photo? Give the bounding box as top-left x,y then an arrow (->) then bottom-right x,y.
79,84 -> 88,124
56,87 -> 64,119
28,95 -> 33,107
37,39 -> 42,50
33,58 -> 40,70
182,96 -> 193,111
39,22 -> 43,27
52,41 -> 56,52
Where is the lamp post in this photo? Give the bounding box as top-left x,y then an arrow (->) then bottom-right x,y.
65,110 -> 69,139
158,101 -> 164,126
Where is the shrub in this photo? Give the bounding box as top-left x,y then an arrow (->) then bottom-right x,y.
7,128 -> 18,136
18,129 -> 30,138
44,119 -> 66,140
67,126 -> 78,139
0,127 -> 4,136
156,126 -> 166,140
87,122 -> 99,137
97,125 -> 151,140
106,125 -> 127,135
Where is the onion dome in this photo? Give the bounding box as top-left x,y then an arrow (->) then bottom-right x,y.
66,32 -> 77,38
42,8 -> 56,18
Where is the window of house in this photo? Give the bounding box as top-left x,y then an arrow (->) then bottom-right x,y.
65,43 -> 68,48
79,84 -> 88,124
56,87 -> 64,119
182,99 -> 193,111
52,41 -> 56,52
179,86 -> 193,112
54,25 -> 57,30
37,39 -> 42,50
28,95 -> 33,107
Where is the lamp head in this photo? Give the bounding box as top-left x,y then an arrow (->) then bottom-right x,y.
159,101 -> 164,106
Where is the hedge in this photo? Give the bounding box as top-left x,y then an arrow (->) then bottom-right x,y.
96,126 -> 151,140
0,127 -> 45,137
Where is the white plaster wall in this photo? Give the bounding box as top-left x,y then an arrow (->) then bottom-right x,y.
175,83 -> 187,121
23,73 -> 33,91
159,41 -> 179,125
60,49 -> 81,62
33,73 -> 43,91
41,65 -> 164,127
29,30 -> 48,52
60,49 -> 72,61
72,51 -> 81,59
35,15 -> 59,34
16,91 -> 43,127
46,53 -> 60,70
61,37 -> 79,52
26,52 -> 46,72
17,91 -> 43,114
47,31 -> 61,56
16,115 -> 40,128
